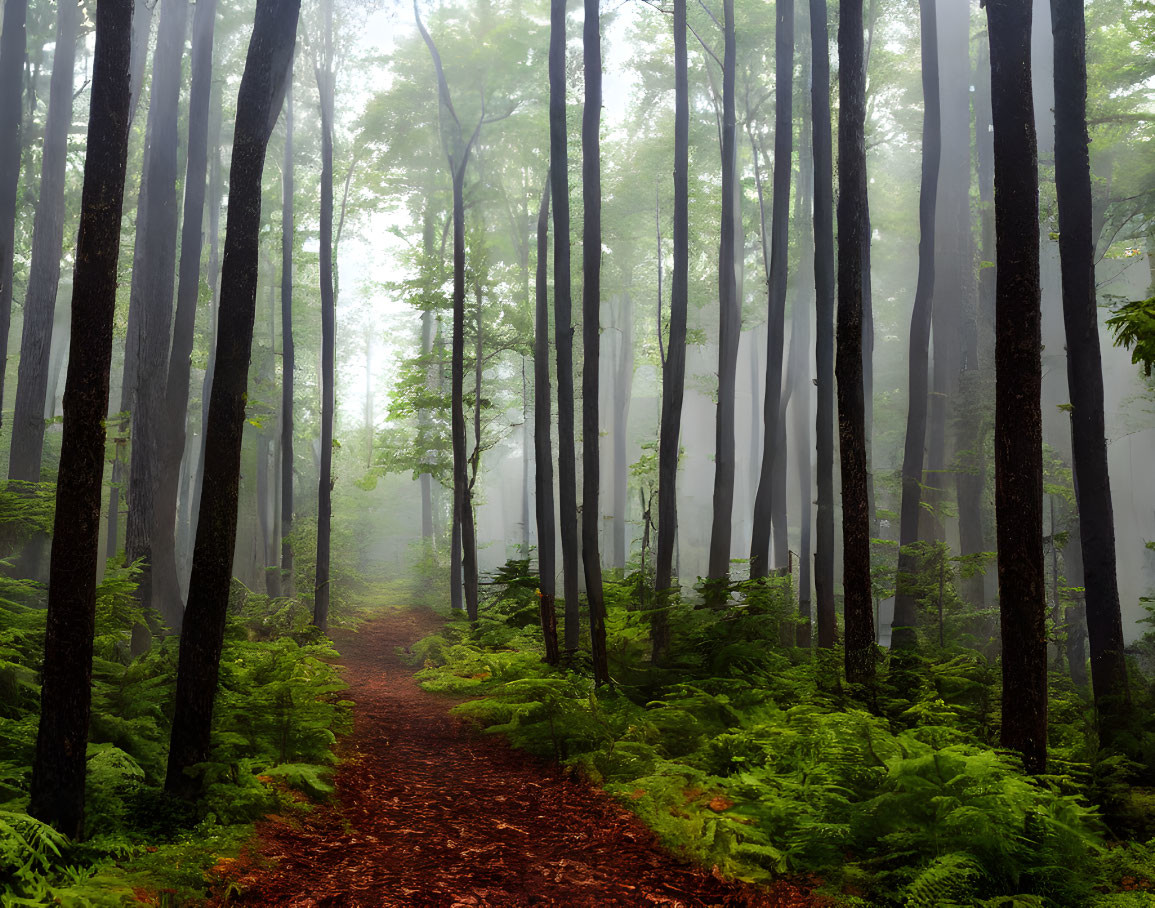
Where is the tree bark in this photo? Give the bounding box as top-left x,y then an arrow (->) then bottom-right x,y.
707,0 -> 739,599
9,0 -> 78,483
837,0 -> 875,682
28,0 -> 133,837
653,0 -> 689,660
165,0 -> 300,796
549,0 -> 580,648
891,0 -> 941,651
0,0 -> 27,429
1050,0 -> 1129,739
534,176 -> 559,664
986,0 -> 1047,774
811,0 -> 837,649
582,0 -> 609,685
280,65 -> 296,594
313,0 -> 336,632
151,0 -> 218,627
750,0 -> 794,579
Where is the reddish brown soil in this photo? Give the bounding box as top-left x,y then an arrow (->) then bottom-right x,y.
215,607 -> 823,907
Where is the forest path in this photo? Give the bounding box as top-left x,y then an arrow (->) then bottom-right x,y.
215,606 -> 820,907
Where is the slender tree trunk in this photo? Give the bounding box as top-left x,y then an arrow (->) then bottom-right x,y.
550,0 -> 580,648
0,0 -> 28,426
811,0 -> 837,649
582,0 -> 609,685
534,176 -> 559,663
313,0 -> 336,632
165,0 -> 300,796
124,0 -> 189,642
9,0 -> 78,483
707,0 -> 739,599
27,0 -> 133,837
522,357 -> 532,552
891,0 -> 941,651
127,0 -> 154,126
653,0 -> 689,660
612,294 -> 633,572
1050,0 -> 1129,739
281,66 -> 296,594
837,0 -> 875,682
986,0 -> 1047,774
751,0 -> 794,579
152,0 -> 218,626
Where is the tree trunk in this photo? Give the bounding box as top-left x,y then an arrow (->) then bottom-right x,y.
8,0 -> 78,483
582,0 -> 609,685
1050,0 -> 1129,740
0,0 -> 27,428
986,0 -> 1047,774
612,294 -> 633,572
152,0 -> 218,627
165,0 -> 300,796
280,64 -> 296,595
124,0 -> 189,642
653,0 -> 689,660
534,176 -> 559,664
811,0 -> 837,649
707,0 -> 739,599
27,0 -> 133,838
891,0 -> 941,651
837,0 -> 875,682
750,0 -> 794,579
550,0 -> 580,649
313,0 -> 336,632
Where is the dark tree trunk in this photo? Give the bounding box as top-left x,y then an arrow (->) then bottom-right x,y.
811,0 -> 836,649
280,66 -> 296,595
612,294 -> 633,572
124,0 -> 189,642
986,0 -> 1046,774
313,0 -> 335,632
837,0 -> 875,682
653,0 -> 689,660
151,0 -> 218,627
534,176 -> 559,664
27,0 -> 133,839
582,0 -> 609,685
750,0 -> 794,579
550,0 -> 580,649
8,0 -> 78,483
891,0 -> 941,651
164,0 -> 300,796
0,0 -> 27,427
1050,0 -> 1129,739
707,0 -> 739,597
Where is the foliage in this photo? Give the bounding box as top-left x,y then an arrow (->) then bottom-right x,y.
1108,296 -> 1155,377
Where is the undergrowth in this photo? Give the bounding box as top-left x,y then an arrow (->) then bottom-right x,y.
414,559 -> 1155,907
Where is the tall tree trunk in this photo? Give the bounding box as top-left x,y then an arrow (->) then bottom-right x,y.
986,0 -> 1046,774
707,0 -> 739,599
313,0 -> 336,632
280,66 -> 296,594
8,0 -> 78,483
27,0 -> 133,837
751,0 -> 794,579
127,0 -> 154,126
612,294 -> 633,572
837,0 -> 875,682
152,0 -> 218,626
0,0 -> 28,426
550,0 -> 580,648
653,0 -> 689,660
1050,0 -> 1129,740
811,0 -> 837,649
582,0 -> 609,685
891,0 -> 941,651
534,176 -> 559,663
165,0 -> 300,796
124,0 -> 189,641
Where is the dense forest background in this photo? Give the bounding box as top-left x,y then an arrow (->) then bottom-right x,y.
0,0 -> 1154,902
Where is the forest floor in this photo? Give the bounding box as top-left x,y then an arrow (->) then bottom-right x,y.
209,606 -> 825,907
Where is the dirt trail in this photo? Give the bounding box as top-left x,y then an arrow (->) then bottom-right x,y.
217,607 -> 821,907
